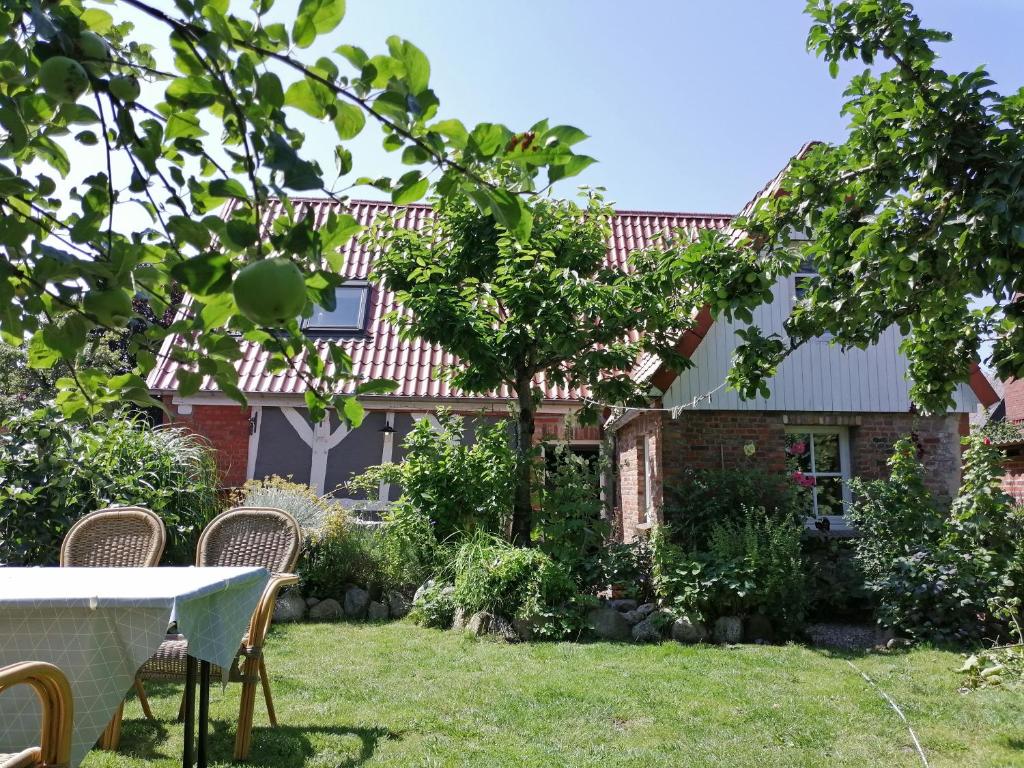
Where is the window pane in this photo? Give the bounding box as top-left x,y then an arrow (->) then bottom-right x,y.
306,286 -> 367,329
812,432 -> 841,473
815,476 -> 846,517
785,433 -> 812,473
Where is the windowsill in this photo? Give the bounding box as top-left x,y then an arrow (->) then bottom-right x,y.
636,521 -> 655,531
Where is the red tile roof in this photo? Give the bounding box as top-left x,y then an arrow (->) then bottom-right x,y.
147,198 -> 732,402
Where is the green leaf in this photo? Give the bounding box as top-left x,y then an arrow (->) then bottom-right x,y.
391,171 -> 429,204
335,44 -> 367,69
429,119 -> 468,149
469,123 -> 508,157
342,395 -> 365,427
544,125 -> 588,147
356,378 -> 399,396
170,252 -> 233,296
386,36 -> 430,93
27,331 -> 60,369
292,0 -> 346,48
486,189 -> 532,242
209,178 -> 248,199
284,79 -> 327,119
548,154 -> 596,183
256,72 -> 284,108
333,102 -> 365,140
80,8 -> 114,33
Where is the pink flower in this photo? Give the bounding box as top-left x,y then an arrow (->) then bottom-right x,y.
791,471 -> 816,488
982,437 -> 992,446
787,440 -> 807,456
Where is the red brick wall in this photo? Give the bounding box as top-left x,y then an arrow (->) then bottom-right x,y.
162,400 -> 251,488
1004,378 -> 1024,423
613,412 -> 663,542
614,409 -> 964,541
1003,449 -> 1024,503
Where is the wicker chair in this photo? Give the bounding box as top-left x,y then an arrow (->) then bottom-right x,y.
136,507 -> 302,760
0,662 -> 73,768
60,506 -> 166,747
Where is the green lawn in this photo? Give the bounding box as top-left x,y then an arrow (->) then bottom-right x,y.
83,622 -> 1023,768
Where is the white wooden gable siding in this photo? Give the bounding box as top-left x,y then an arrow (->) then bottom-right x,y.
662,276 -> 978,413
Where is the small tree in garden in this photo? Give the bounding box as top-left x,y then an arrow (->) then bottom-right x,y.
370,190 -> 700,544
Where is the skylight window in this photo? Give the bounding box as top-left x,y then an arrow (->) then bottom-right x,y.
303,284 -> 369,333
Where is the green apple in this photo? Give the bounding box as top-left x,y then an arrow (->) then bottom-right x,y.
108,74 -> 141,102
39,56 -> 89,103
232,258 -> 307,326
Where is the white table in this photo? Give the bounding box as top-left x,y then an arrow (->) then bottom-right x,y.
0,566 -> 270,768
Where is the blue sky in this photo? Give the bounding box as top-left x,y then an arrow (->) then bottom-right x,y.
312,0 -> 1024,213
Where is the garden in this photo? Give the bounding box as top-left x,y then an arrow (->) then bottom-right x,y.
2,401 -> 1022,766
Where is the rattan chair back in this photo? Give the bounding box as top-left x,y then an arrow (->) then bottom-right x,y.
0,661 -> 73,768
196,507 -> 301,573
60,506 -> 166,568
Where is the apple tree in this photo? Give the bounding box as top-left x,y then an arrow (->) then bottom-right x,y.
0,0 -> 595,423
680,0 -> 1024,414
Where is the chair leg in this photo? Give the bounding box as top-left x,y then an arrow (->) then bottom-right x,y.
258,657 -> 277,727
233,656 -> 260,761
134,679 -> 156,721
98,701 -> 124,751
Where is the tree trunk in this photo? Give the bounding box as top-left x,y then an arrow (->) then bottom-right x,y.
511,378 -> 535,546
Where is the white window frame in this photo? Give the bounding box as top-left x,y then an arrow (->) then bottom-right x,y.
641,434 -> 654,525
785,425 -> 852,529
792,260 -> 832,340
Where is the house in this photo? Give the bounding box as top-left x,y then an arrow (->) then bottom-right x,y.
147,198 -> 732,510
146,157 -> 1000,534
993,376 -> 1024,502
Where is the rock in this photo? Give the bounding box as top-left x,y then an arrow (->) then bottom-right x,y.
367,600 -> 389,621
343,586 -> 370,619
451,607 -> 467,631
273,591 -> 307,623
621,609 -> 642,625
491,615 -> 520,642
587,607 -> 632,642
512,616 -> 535,641
886,637 -> 913,650
413,579 -> 435,604
607,599 -> 638,613
466,611 -> 493,636
712,616 -> 743,644
308,598 -> 343,621
671,614 -> 708,644
632,610 -> 667,643
745,614 -> 774,644
635,603 -> 657,619
387,591 -> 411,619
305,597 -> 320,608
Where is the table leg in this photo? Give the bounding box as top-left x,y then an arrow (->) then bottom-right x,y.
198,660 -> 211,768
183,655 -> 197,768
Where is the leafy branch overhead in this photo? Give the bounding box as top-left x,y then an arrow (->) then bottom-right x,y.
678,0 -> 1023,414
0,0 -> 595,422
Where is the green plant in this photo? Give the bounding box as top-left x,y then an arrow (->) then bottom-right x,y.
298,510 -> 385,597
802,536 -> 870,621
376,500 -> 443,591
535,445 -> 610,585
370,186 -> 705,545
349,411 -> 516,541
233,475 -> 341,531
593,539 -> 654,601
0,408 -> 219,565
451,533 -> 581,638
849,435 -> 1024,642
652,508 -> 807,638
410,581 -> 456,629
663,468 -> 802,550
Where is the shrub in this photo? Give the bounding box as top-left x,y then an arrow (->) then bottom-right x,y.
451,533 -> 582,638
299,500 -> 441,598
535,444 -> 610,585
298,511 -> 385,597
803,536 -> 871,621
349,410 -> 516,541
663,467 -> 803,549
652,507 -> 807,637
592,539 -> 654,601
410,581 -> 456,629
849,435 -> 1024,642
0,408 -> 219,565
233,475 -> 341,531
